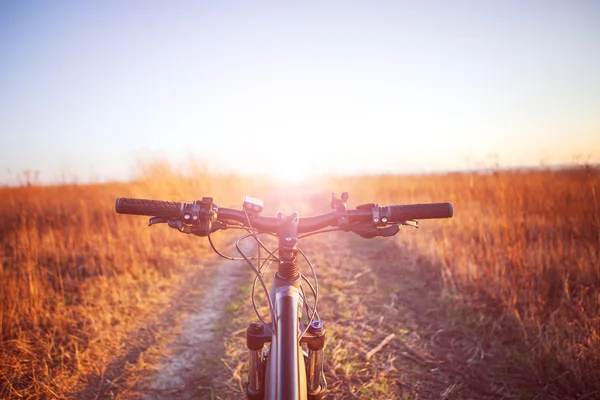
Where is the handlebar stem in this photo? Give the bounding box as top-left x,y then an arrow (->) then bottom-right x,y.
276,211 -> 301,282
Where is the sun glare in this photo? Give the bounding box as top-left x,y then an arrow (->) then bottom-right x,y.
272,165 -> 308,184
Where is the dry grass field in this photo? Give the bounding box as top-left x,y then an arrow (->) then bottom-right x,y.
1,164 -> 599,399
321,166 -> 600,399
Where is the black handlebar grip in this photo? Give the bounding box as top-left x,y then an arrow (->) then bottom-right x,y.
115,198 -> 183,218
389,202 -> 453,221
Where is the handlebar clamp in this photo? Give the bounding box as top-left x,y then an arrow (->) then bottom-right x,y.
351,204 -> 400,238
356,203 -> 391,226
330,192 -> 350,231
374,205 -> 392,226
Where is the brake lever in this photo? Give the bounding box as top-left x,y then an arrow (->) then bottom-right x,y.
166,219 -> 228,236
380,224 -> 400,237
350,223 -> 401,238
211,221 -> 228,232
402,220 -> 419,228
149,217 -> 170,226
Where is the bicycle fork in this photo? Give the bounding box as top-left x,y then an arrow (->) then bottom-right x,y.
245,297 -> 326,399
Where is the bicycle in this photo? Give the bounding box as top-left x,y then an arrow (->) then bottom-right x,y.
115,192 -> 453,399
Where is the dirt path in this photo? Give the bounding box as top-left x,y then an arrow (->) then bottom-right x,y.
70,238 -> 253,400
142,251 -> 249,400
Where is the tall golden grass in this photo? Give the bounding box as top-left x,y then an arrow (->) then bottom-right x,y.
330,165 -> 600,395
1,163 -> 598,398
0,162 -> 272,398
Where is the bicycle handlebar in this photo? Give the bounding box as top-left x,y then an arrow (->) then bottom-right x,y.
115,197 -> 453,233
388,203 -> 454,221
115,198 -> 182,219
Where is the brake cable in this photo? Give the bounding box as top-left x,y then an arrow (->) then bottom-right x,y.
298,247 -> 320,341
236,234 -> 277,333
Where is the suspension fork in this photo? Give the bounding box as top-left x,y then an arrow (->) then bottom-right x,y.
245,276 -> 307,400
246,288 -> 326,400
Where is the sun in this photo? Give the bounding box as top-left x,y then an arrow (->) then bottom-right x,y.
272,164 -> 308,185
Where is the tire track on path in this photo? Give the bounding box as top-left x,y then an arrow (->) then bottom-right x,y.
71,239 -> 253,400
141,242 -> 252,400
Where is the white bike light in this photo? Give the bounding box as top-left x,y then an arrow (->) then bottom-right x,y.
243,196 -> 264,214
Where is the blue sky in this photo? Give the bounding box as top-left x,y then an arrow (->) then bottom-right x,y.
1,1 -> 599,184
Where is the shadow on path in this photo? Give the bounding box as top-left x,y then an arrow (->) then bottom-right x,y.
305,233 -> 548,399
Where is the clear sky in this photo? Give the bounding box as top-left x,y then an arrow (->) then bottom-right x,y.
1,0 -> 599,184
